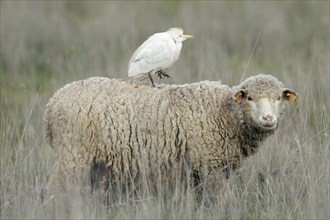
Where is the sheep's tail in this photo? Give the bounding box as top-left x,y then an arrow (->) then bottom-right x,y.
43,102 -> 54,148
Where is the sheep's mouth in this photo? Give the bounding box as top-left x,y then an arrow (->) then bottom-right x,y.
258,122 -> 277,131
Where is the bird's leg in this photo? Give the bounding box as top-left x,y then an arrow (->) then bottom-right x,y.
148,72 -> 155,87
160,70 -> 170,78
155,70 -> 162,78
156,70 -> 171,79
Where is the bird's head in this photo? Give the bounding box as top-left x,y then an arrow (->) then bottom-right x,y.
167,27 -> 193,42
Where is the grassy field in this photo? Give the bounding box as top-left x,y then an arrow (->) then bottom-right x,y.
1,1 -> 329,219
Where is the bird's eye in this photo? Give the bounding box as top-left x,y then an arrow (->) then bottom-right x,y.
247,96 -> 253,101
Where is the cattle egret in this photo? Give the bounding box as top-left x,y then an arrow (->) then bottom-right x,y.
128,27 -> 193,86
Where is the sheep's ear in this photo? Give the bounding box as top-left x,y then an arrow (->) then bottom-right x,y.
233,89 -> 246,102
282,89 -> 299,104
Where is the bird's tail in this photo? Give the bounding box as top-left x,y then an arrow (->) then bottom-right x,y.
128,62 -> 151,80
128,73 -> 144,80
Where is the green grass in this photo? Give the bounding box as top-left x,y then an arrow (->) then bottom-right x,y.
1,1 -> 329,219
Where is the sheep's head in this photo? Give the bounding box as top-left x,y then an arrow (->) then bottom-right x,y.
232,74 -> 298,132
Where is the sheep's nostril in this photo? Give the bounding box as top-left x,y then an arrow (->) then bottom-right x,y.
262,115 -> 273,122
259,115 -> 277,129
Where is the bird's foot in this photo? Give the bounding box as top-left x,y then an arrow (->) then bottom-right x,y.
156,70 -> 171,79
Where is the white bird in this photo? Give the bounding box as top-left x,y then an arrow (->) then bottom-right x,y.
128,27 -> 193,86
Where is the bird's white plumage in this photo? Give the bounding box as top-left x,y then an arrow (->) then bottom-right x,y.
128,28 -> 192,79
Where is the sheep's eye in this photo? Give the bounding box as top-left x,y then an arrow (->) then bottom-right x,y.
247,96 -> 253,101
277,96 -> 281,101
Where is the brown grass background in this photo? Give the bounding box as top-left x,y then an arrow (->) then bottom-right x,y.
1,1 -> 329,219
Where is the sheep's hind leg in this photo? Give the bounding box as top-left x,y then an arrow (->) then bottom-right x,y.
45,164 -> 93,215
47,163 -> 90,197
90,160 -> 110,204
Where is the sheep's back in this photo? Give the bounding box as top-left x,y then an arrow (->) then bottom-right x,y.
44,77 -> 235,180
44,77 -> 183,177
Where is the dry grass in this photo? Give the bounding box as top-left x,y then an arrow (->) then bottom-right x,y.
0,1 -> 329,219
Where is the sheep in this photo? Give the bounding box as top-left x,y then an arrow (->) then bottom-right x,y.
44,74 -> 298,196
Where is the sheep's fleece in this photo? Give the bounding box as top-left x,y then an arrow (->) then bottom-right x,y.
44,74 -> 298,193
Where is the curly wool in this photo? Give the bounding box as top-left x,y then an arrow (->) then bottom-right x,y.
44,74 -> 293,193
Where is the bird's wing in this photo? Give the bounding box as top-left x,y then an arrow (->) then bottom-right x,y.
128,33 -> 176,78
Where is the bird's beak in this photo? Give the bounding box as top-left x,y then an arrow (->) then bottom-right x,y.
181,34 -> 193,39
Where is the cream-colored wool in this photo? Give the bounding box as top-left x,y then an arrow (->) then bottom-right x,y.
44,74 -> 298,195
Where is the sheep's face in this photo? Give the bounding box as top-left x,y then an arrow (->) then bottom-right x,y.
233,75 -> 298,132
